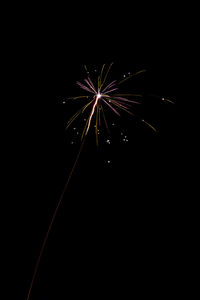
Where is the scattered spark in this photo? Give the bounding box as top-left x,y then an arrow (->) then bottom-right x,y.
122,138 -> 128,143
106,139 -> 111,144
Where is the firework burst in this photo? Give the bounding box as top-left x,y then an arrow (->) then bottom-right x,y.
66,63 -> 158,146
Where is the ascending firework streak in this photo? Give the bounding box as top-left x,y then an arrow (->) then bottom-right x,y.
26,63 -> 173,299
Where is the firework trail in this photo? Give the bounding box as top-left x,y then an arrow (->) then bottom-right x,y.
26,63 -> 173,299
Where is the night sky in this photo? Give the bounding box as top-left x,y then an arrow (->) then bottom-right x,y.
9,7 -> 187,299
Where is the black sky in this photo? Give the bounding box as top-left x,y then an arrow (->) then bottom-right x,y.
8,6 -> 188,299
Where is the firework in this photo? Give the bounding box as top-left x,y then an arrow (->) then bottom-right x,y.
66,63 -> 158,145
26,63 -> 174,300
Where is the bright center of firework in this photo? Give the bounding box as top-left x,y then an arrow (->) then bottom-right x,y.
97,93 -> 102,99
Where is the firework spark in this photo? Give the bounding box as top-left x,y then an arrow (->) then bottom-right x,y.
67,63 -> 158,145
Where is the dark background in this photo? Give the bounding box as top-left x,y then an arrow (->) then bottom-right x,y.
8,4 -> 189,299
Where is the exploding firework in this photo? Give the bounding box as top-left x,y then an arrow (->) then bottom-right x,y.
66,63 -> 160,145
